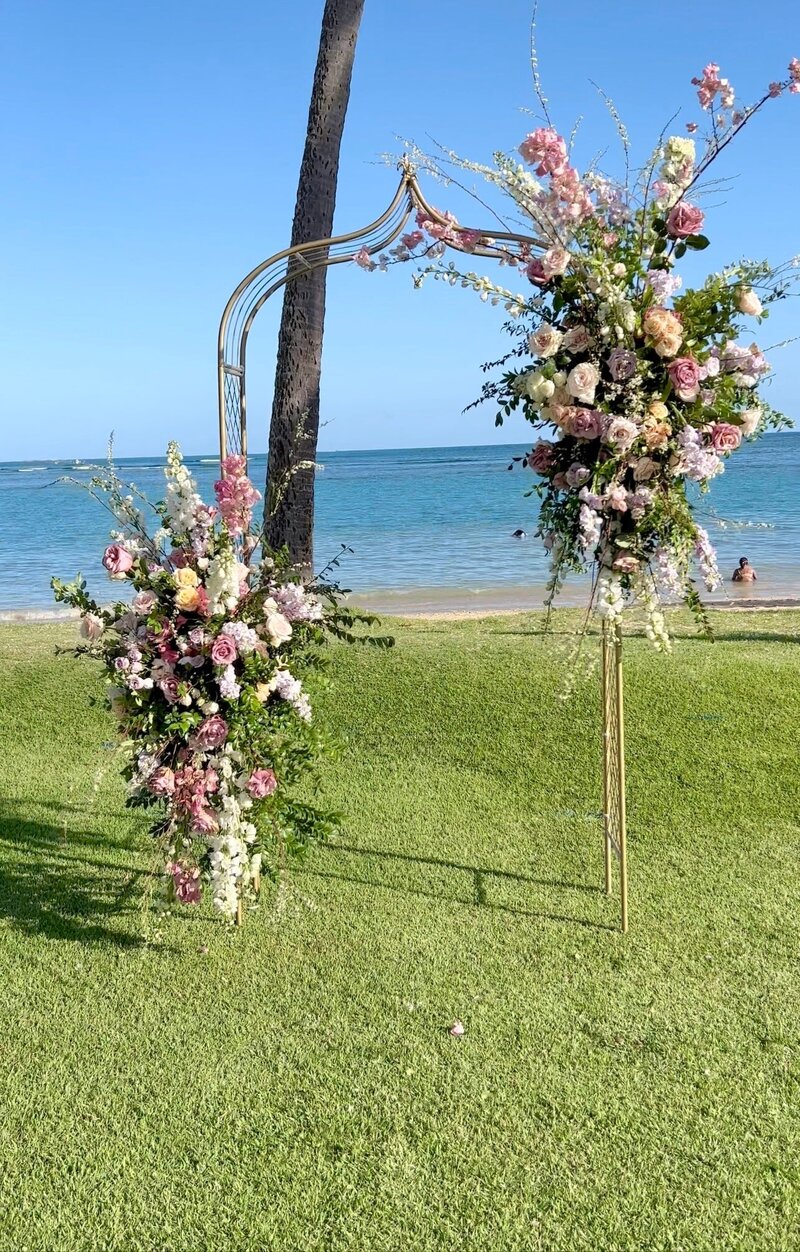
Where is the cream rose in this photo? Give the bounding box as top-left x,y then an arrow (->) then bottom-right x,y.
174,566 -> 200,589
737,288 -> 763,317
566,362 -> 600,404
604,416 -> 639,452
541,247 -> 571,278
739,407 -> 761,437
528,323 -> 563,358
562,325 -> 593,354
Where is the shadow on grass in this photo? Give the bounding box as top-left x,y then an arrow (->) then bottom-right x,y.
0,811 -> 148,947
309,843 -> 616,933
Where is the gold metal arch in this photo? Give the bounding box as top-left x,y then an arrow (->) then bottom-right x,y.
216,161 -> 629,933
216,158 -> 548,467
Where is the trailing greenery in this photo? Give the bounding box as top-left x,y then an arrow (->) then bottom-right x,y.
1,611 -> 800,1250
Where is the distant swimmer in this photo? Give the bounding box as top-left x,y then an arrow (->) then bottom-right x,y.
732,555 -> 757,583
511,529 -> 526,539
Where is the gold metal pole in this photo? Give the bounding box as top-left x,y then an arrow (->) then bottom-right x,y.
601,623 -> 612,896
614,622 -> 628,933
601,620 -> 629,933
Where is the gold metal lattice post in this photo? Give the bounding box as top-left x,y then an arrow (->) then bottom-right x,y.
602,621 -> 628,933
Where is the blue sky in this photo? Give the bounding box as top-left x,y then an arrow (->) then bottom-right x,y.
2,0 -> 799,460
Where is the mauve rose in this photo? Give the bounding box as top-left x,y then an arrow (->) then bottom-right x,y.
102,544 -> 134,578
710,422 -> 742,452
565,463 -> 590,488
668,356 -> 702,401
606,348 -> 637,382
606,486 -> 629,512
80,613 -> 104,642
247,768 -> 278,799
633,456 -> 660,482
148,766 -> 175,797
189,714 -> 229,751
159,675 -> 181,704
666,201 -> 705,239
529,441 -> 555,474
210,634 -> 237,666
551,473 -> 568,490
525,257 -> 548,285
567,408 -> 604,440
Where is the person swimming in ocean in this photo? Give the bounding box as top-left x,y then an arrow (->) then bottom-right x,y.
511,529 -> 526,539
732,556 -> 757,583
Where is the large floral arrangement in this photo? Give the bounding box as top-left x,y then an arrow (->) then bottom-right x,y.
371,58 -> 799,647
53,446 -> 385,920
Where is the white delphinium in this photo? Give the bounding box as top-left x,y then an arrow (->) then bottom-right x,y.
578,503 -> 602,551
206,549 -> 240,614
164,442 -> 203,536
694,526 -> 722,590
637,572 -> 672,653
654,547 -> 685,598
597,573 -> 625,622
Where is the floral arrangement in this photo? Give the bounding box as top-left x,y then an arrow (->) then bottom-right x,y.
368,58 -> 800,647
53,446 -> 388,921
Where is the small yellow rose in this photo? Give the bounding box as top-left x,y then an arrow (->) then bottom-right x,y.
255,682 -> 271,703
174,566 -> 200,589
648,401 -> 669,421
175,586 -> 201,611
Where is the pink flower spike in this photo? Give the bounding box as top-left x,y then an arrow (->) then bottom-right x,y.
768,82 -> 783,98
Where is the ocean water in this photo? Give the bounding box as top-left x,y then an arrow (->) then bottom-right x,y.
1,437 -> 798,613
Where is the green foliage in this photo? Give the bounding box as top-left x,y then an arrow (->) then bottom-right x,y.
2,614 -> 800,1248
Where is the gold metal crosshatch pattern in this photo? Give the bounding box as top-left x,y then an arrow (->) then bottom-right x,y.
216,163 -> 630,932
602,622 -> 628,932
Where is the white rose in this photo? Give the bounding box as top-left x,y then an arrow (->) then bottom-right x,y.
80,613 -> 104,642
737,288 -> 763,317
528,323 -> 563,359
265,612 -> 292,647
566,362 -> 600,404
521,370 -> 555,405
739,408 -> 761,437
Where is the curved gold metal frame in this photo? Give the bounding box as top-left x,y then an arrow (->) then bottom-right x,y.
217,160 -> 629,934
216,158 -> 546,467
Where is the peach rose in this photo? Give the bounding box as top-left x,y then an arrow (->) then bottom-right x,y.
643,307 -> 683,358
175,586 -> 201,611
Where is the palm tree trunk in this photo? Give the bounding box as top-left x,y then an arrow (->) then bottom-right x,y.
265,0 -> 366,572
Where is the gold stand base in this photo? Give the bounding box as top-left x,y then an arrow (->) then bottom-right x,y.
602,621 -> 629,933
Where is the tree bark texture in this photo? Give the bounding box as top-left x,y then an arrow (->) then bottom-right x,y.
265,0 -> 366,571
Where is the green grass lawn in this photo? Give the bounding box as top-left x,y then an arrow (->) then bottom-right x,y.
1,610 -> 800,1251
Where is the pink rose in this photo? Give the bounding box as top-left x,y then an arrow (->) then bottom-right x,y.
525,258 -> 548,286
541,246 -> 570,278
189,807 -> 219,835
167,861 -> 202,905
132,589 -> 157,615
528,441 -> 555,474
189,714 -> 229,751
668,357 -> 702,402
102,544 -> 134,578
709,422 -> 742,453
148,766 -> 176,797
247,768 -> 278,799
79,613 -> 104,642
210,634 -> 238,666
666,201 -> 705,239
566,408 -> 604,440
